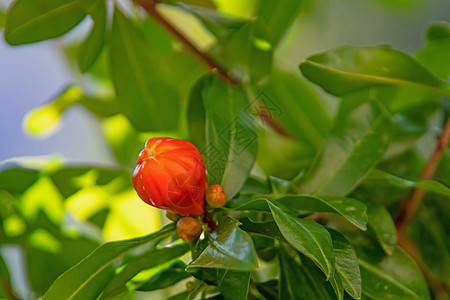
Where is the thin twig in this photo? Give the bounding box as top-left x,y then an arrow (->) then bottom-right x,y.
396,117 -> 450,235
133,0 -> 238,85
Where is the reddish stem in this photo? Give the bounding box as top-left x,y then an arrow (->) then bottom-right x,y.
396,117 -> 450,235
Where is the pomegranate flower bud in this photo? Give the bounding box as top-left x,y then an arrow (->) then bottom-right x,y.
205,184 -> 226,208
133,137 -> 206,216
177,217 -> 203,242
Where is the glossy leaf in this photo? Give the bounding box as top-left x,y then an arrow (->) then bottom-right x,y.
78,0 -> 107,72
269,202 -> 335,279
276,196 -> 368,230
42,224 -> 175,300
109,7 -> 179,131
356,245 -> 430,300
228,195 -> 368,230
298,90 -> 394,196
5,0 -> 87,45
217,270 -> 251,300
101,244 -> 190,299
257,70 -> 331,148
366,200 -> 397,255
201,76 -> 257,199
329,230 -> 362,300
366,169 -> 450,197
187,216 -> 257,271
255,0 -> 303,46
300,46 -> 445,96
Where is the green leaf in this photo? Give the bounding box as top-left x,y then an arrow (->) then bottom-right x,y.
0,167 -> 40,195
42,223 -> 176,300
217,270 -> 251,300
187,76 -> 208,150
276,196 -> 368,231
257,70 -> 331,148
329,230 -> 362,300
5,0 -> 87,45
298,90 -> 394,196
417,23 -> 450,80
109,7 -> 180,131
77,0 -> 107,72
366,169 -> 450,197
279,246 -> 337,300
255,0 -> 303,46
101,244 -> 190,299
201,76 -> 257,199
228,195 -> 368,231
356,245 -> 430,300
0,10 -> 6,28
299,46 -> 445,96
187,216 -> 257,271
138,261 -> 190,291
268,202 -> 335,279
366,200 -> 397,255
426,22 -> 450,41
178,5 -> 245,44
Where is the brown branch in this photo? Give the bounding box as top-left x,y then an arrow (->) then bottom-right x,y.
397,234 -> 449,299
133,0 -> 238,85
396,117 -> 450,235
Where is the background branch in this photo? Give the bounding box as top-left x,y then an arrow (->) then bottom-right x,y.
396,116 -> 450,235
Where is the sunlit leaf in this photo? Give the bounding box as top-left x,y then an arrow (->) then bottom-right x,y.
300,46 -> 446,96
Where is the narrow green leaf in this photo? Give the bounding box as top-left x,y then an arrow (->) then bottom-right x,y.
329,230 -> 362,300
279,247 -> 336,300
138,261 -> 190,292
366,169 -> 450,197
276,196 -> 368,230
101,244 -> 190,299
42,224 -> 175,300
201,76 -> 257,199
298,91 -> 394,196
187,216 -> 257,271
78,0 -> 107,72
366,200 -> 397,255
356,245 -> 430,300
255,0 -> 303,46
268,202 -> 335,279
109,7 -> 179,131
257,70 -> 331,148
5,0 -> 87,45
299,46 -> 446,96
228,195 -> 368,231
